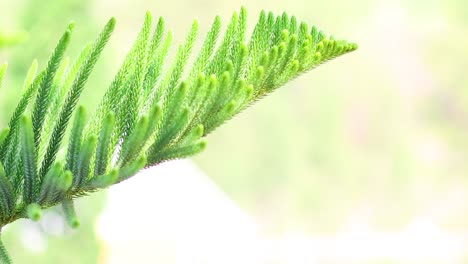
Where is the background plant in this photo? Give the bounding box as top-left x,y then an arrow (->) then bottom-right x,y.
0,32 -> 27,49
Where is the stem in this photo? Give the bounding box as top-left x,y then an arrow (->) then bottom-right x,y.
0,229 -> 11,264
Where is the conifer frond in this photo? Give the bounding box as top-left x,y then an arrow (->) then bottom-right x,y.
0,8 -> 356,262
0,162 -> 15,221
32,24 -> 73,147
20,115 -> 38,204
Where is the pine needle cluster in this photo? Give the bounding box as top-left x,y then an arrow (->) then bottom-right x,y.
0,7 -> 356,263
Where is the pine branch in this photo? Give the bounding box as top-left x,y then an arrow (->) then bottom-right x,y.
0,7 -> 356,262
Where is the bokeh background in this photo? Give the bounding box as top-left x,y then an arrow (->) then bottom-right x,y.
1,0 -> 468,263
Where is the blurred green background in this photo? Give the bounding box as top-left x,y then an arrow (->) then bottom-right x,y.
1,0 -> 468,263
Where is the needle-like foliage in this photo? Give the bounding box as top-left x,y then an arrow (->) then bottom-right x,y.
0,7 -> 356,263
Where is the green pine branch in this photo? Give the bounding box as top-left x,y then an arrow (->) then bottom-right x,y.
0,7 -> 356,263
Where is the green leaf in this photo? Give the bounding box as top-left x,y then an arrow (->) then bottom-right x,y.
119,12 -> 153,138
38,162 -> 72,206
39,18 -> 115,179
142,104 -> 162,146
0,233 -> 11,264
26,203 -> 42,221
0,162 -> 15,220
143,30 -> 173,108
94,112 -> 115,176
86,168 -> 118,189
156,20 -> 199,103
118,155 -> 146,183
62,198 -> 79,229
92,15 -> 153,139
21,60 -> 38,92
72,136 -> 97,189
148,125 -> 206,165
0,71 -> 45,161
66,106 -> 87,175
149,140 -> 207,165
0,129 -> 9,147
119,115 -> 149,166
20,115 -> 38,204
186,16 -> 221,83
32,24 -> 73,146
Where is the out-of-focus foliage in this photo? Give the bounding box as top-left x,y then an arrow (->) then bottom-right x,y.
0,32 -> 27,48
